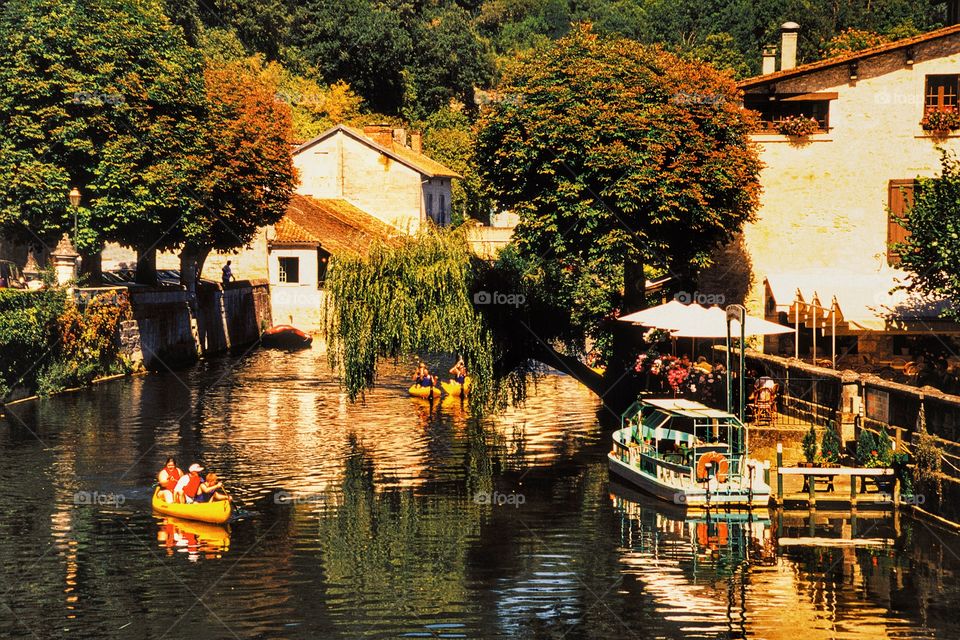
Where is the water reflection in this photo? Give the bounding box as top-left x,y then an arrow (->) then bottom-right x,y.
1,348 -> 960,639
156,517 -> 230,560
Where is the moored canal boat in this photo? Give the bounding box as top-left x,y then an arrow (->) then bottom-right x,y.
609,398 -> 770,507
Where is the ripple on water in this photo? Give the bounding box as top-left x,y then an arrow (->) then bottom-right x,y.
2,348 -> 960,639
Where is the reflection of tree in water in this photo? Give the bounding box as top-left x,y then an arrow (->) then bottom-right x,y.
316,432 -> 487,633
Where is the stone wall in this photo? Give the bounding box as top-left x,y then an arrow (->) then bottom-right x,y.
128,289 -> 197,370
120,279 -> 271,370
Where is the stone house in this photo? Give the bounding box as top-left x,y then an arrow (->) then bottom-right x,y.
736,22 -> 960,364
295,124 -> 460,230
97,125 -> 459,332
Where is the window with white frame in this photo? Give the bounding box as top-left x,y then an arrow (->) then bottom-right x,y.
278,256 -> 300,283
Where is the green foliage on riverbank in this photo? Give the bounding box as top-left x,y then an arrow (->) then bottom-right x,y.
0,289 -> 132,400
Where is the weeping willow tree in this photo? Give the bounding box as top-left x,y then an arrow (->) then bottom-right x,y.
323,226 -> 494,411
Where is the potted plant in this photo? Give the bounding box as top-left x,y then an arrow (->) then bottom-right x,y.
801,425 -> 818,467
920,109 -> 960,133
820,424 -> 842,466
777,115 -> 821,137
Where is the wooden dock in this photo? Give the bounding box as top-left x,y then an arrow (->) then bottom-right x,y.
774,465 -> 897,509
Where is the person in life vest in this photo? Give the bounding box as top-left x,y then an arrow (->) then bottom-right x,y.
157,457 -> 184,503
413,362 -> 436,388
194,472 -> 230,503
173,463 -> 205,503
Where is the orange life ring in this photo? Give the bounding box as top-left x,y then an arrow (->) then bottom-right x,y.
696,452 -> 729,483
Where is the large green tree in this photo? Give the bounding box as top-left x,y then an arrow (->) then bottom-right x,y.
178,59 -> 297,290
894,151 -> 960,317
474,24 -> 761,388
0,0 -> 207,281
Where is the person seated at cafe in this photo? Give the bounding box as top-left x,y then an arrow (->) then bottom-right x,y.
173,463 -> 205,504
157,457 -> 184,503
194,472 -> 230,503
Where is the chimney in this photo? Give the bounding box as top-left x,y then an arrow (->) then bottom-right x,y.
410,131 -> 422,154
780,22 -> 799,71
363,123 -> 394,147
392,128 -> 407,147
762,46 -> 777,75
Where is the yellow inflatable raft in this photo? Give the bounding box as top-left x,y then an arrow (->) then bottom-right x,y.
441,376 -> 472,397
408,384 -> 443,400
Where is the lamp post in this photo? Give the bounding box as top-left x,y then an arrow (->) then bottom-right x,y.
725,304 -> 747,422
68,187 -> 81,241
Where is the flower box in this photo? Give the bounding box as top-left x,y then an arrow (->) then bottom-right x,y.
920,109 -> 960,133
776,116 -> 821,137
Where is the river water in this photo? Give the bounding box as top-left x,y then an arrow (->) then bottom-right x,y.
1,347 -> 959,639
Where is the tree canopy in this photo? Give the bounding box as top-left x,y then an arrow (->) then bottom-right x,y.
475,25 -> 761,363
0,0 -> 296,284
0,0 -> 206,255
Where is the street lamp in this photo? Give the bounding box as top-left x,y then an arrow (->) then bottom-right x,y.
68,187 -> 81,241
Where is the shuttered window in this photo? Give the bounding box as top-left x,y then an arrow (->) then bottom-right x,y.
887,179 -> 915,265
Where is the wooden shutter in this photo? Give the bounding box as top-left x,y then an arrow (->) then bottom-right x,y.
887,180 -> 915,265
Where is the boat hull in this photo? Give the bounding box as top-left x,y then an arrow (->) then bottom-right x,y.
608,453 -> 770,507
152,487 -> 232,524
261,325 -> 312,350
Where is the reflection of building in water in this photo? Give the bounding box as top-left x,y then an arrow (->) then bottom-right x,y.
611,482 -> 932,639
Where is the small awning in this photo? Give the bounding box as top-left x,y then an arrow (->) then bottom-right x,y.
764,268 -> 955,333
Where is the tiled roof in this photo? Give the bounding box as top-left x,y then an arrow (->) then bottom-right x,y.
296,124 -> 462,179
273,216 -> 319,244
273,194 -> 400,256
739,23 -> 960,88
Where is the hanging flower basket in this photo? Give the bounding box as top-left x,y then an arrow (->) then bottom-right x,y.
920,109 -> 960,133
777,116 -> 821,137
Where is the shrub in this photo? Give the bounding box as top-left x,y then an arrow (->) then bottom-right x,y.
856,429 -> 878,466
820,424 -> 842,463
914,426 -> 943,506
0,289 -> 67,392
802,425 -> 818,462
876,427 -> 894,466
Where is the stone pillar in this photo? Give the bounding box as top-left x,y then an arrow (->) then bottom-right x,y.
839,370 -> 860,444
50,234 -> 79,286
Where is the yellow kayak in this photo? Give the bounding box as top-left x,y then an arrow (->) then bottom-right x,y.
408,384 -> 442,399
152,487 -> 232,524
441,376 -> 472,397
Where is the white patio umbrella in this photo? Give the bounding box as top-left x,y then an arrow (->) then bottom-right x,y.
617,300 -> 712,329
670,306 -> 792,337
